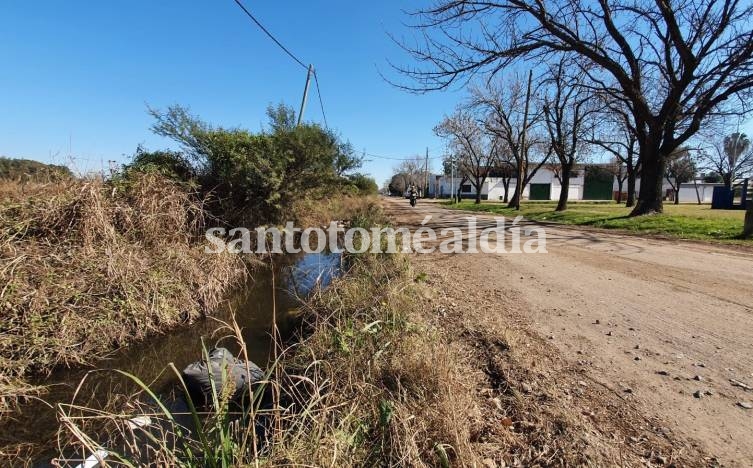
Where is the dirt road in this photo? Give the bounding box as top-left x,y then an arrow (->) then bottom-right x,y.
382,197 -> 753,466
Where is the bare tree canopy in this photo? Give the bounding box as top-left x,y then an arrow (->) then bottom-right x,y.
394,0 -> 753,215
541,57 -> 597,211
435,109 -> 500,204
698,132 -> 753,189
590,103 -> 641,207
389,156 -> 425,195
471,75 -> 551,208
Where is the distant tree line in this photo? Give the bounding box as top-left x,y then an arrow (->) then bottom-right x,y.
399,39 -> 752,209
0,157 -> 72,182
393,0 -> 753,216
388,156 -> 427,196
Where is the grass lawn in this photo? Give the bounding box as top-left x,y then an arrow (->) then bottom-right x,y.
444,200 -> 750,242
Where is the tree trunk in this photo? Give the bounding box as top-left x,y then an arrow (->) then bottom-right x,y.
630,149 -> 665,216
724,173 -> 732,190
556,164 -> 572,211
507,189 -> 519,209
512,176 -> 522,210
475,190 -> 482,204
616,179 -> 624,204
503,179 -> 510,203
674,188 -> 680,205
626,166 -> 636,208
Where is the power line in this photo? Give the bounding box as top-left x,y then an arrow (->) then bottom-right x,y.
361,151 -> 445,161
231,1 -> 331,129
231,0 -> 307,70
313,71 -> 328,129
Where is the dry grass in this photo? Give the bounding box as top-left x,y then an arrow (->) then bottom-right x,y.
0,175 -> 246,414
7,194 -> 707,466
288,194 -> 380,228
40,198 -> 694,467
277,247 -> 482,466
48,203 -> 487,467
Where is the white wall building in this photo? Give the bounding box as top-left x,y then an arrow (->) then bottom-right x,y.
618,177 -> 718,203
430,165 -> 722,203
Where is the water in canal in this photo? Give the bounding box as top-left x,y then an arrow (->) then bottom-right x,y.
1,251 -> 341,464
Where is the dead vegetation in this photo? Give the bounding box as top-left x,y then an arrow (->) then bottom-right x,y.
288,194 -> 379,228
48,204 -> 487,466
277,244 -> 482,466
47,201 -> 694,467
0,175 -> 246,414
7,196 -> 709,466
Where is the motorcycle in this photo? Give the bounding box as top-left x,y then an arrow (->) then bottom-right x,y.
409,194 -> 417,207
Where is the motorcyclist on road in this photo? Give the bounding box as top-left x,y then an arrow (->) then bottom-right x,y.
408,184 -> 418,207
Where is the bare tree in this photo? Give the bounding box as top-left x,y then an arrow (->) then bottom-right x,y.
605,156 -> 629,204
435,109 -> 500,204
394,0 -> 753,216
541,58 -> 596,211
590,106 -> 641,207
698,132 -> 753,189
491,151 -> 516,203
548,162 -> 575,200
665,148 -> 696,205
472,76 -> 550,208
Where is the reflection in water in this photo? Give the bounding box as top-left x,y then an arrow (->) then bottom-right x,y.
1,252 -> 341,463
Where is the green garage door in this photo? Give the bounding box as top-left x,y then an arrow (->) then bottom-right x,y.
529,183 -> 551,200
583,167 -> 614,200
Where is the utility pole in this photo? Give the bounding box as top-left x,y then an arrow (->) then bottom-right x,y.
297,64 -> 314,126
451,156 -> 456,204
424,147 -> 429,198
516,69 -> 533,211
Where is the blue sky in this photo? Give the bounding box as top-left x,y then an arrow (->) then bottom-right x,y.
0,1 -> 459,185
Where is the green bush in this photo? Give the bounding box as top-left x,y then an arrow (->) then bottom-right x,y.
347,173 -> 379,195
122,146 -> 195,183
142,103 -> 362,224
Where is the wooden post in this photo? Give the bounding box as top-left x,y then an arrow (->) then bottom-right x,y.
424,147 -> 429,198
743,178 -> 753,237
